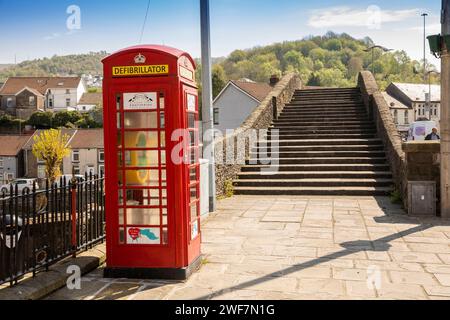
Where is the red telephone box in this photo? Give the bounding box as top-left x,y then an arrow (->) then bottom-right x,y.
102,45 -> 202,280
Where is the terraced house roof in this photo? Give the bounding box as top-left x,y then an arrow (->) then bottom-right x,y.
0,77 -> 82,95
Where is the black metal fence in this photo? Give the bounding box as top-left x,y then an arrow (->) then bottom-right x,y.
0,174 -> 105,287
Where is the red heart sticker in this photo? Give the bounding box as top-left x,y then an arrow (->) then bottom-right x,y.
128,228 -> 141,240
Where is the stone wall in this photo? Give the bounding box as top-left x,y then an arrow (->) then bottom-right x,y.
214,73 -> 302,196
358,71 -> 408,207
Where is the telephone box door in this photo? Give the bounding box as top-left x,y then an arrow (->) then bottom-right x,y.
107,83 -> 178,268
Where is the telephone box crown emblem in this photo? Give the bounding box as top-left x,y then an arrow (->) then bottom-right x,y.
134,53 -> 146,64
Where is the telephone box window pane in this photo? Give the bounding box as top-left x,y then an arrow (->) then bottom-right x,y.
116,95 -> 121,111
190,149 -> 197,164
160,150 -> 166,165
162,228 -> 168,245
189,131 -> 196,147
117,132 -> 123,148
117,113 -> 121,129
190,168 -> 198,182
127,208 -> 160,226
118,190 -> 124,205
124,112 -> 158,129
124,132 -> 158,149
190,186 -> 198,202
125,189 -> 158,206
160,132 -> 166,148
119,208 -> 124,225
160,112 -> 165,129
119,228 -> 125,244
118,170 -> 124,185
125,170 -> 159,187
190,203 -> 198,222
118,152 -> 124,167
162,210 -> 168,225
124,151 -> 159,167
188,114 -> 196,129
159,93 -> 165,109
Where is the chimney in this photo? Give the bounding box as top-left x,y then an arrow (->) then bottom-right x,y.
269,75 -> 280,86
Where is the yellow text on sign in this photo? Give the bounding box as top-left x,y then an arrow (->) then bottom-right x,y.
112,65 -> 169,77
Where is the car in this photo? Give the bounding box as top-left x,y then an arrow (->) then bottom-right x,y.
0,179 -> 37,195
407,120 -> 438,141
54,174 -> 85,187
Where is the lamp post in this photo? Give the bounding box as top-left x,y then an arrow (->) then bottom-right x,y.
364,45 -> 393,75
200,0 -> 216,212
422,13 -> 429,82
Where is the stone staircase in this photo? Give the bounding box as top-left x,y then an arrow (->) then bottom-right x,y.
233,87 -> 394,196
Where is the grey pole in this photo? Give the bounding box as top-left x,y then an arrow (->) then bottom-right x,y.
441,0 -> 450,218
200,0 -> 216,212
422,13 -> 428,81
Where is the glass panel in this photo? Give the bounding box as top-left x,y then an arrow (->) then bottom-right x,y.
118,151 -> 123,168
190,167 -> 198,182
160,112 -> 165,129
189,131 -> 196,147
116,95 -> 121,111
161,169 -> 167,181
118,170 -> 124,186
162,228 -> 168,245
160,150 -> 166,165
119,227 -> 125,244
118,189 -> 124,205
190,148 -> 197,164
124,131 -> 158,149
125,189 -> 160,206
117,131 -> 122,148
125,170 -> 159,187
160,132 -> 166,148
123,151 -> 159,167
188,113 -> 196,128
119,208 -> 124,224
190,203 -> 198,222
117,113 -> 121,129
159,93 -> 165,109
124,112 -> 158,129
190,185 -> 198,203
162,208 -> 168,225
126,208 -> 160,226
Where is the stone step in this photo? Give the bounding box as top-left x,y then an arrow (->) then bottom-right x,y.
246,157 -> 388,165
233,178 -> 393,188
269,125 -> 376,131
286,101 -> 364,106
264,133 -> 377,140
295,88 -> 360,93
273,121 -> 375,126
250,150 -> 387,158
257,139 -> 383,146
275,116 -> 370,122
238,171 -> 393,179
280,108 -> 366,114
267,130 -> 377,136
253,145 -> 385,152
240,163 -> 391,172
234,186 -> 392,196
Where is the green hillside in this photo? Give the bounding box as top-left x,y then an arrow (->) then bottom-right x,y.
213,32 -> 439,90
0,52 -> 108,82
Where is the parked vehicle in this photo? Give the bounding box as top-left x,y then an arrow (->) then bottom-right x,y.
407,120 -> 438,141
0,179 -> 37,195
54,175 -> 85,187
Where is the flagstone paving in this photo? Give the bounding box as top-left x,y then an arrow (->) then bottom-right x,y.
45,195 -> 450,300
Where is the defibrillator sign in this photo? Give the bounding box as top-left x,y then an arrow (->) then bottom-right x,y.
112,65 -> 169,77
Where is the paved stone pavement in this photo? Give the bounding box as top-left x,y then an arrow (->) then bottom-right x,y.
46,196 -> 450,300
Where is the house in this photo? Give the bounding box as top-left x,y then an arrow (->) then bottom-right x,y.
382,92 -> 412,137
386,82 -> 441,125
0,77 -> 87,117
76,92 -> 102,113
212,78 -> 274,133
64,129 -> 105,177
0,135 -> 34,184
22,129 -> 77,181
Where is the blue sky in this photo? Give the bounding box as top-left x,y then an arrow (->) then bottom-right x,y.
0,0 -> 442,68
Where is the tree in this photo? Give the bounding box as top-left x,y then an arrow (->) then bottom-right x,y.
212,65 -> 227,98
32,129 -> 70,183
347,57 -> 364,77
27,112 -> 54,129
54,111 -> 83,127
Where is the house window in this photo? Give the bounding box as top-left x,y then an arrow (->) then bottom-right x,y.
66,98 -> 71,107
213,108 -> 219,125
37,165 -> 46,179
66,89 -> 70,94
73,165 -> 80,175
394,110 -> 398,124
98,165 -> 105,177
0,158 -> 3,169
29,96 -> 35,106
5,173 -> 14,182
72,150 -> 80,163
404,111 -> 409,124
86,165 -> 95,176
98,149 -> 105,163
7,98 -> 13,108
48,98 -> 53,108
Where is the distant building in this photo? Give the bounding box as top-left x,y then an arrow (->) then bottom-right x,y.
0,135 -> 33,184
382,92 -> 412,137
386,82 -> 441,125
64,129 -> 105,177
213,79 -> 274,133
0,77 -> 87,117
76,92 -> 103,113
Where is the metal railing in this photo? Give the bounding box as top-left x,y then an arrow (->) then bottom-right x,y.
0,174 -> 105,287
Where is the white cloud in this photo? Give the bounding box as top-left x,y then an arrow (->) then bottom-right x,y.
308,6 -> 419,29
44,33 -> 61,41
409,23 -> 441,33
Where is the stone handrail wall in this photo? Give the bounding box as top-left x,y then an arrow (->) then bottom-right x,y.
214,73 -> 302,196
357,71 -> 408,206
